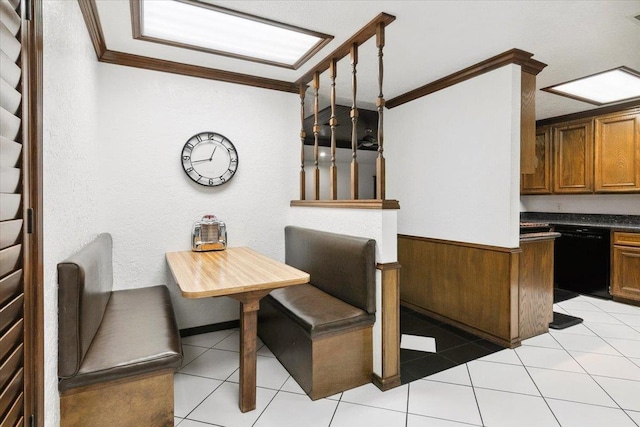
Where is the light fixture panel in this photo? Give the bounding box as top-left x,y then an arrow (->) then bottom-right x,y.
542,67 -> 640,105
133,0 -> 333,70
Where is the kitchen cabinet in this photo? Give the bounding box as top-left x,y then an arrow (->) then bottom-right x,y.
595,112 -> 640,192
552,119 -> 594,193
523,104 -> 640,195
521,126 -> 552,194
611,231 -> 640,301
612,232 -> 640,303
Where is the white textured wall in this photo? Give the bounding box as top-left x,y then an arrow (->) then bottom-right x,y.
386,64 -> 522,248
521,194 -> 640,215
288,207 -> 398,378
42,2 -> 103,425
96,63 -> 299,329
43,2 -> 299,424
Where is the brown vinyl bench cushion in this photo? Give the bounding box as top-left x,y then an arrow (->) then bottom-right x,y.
267,284 -> 375,338
57,233 -> 182,392
284,226 -> 376,315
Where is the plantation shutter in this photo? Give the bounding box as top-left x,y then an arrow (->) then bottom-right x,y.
1,0 -> 29,425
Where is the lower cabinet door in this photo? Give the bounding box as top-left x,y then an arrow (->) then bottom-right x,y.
612,245 -> 640,301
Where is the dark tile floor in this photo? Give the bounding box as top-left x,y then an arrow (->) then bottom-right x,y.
400,305 -> 503,384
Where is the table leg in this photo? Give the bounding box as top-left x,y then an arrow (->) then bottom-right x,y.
231,290 -> 271,413
239,299 -> 259,412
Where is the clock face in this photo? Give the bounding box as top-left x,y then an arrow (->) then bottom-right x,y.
181,132 -> 238,186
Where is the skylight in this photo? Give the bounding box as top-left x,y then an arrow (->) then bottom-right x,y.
542,67 -> 640,105
134,0 -> 333,69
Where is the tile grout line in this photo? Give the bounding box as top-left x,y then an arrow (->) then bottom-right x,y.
562,304 -> 640,375
545,318 -> 640,426
405,381 -> 410,427
250,384 -> 279,427
465,363 -> 485,426
560,316 -> 640,426
327,387 -> 343,427
513,342 -> 562,427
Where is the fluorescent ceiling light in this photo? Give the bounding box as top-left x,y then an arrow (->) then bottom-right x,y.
135,0 -> 332,69
542,67 -> 640,105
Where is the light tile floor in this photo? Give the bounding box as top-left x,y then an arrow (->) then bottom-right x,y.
174,295 -> 640,426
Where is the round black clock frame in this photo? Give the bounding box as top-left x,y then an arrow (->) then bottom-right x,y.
181,132 -> 239,187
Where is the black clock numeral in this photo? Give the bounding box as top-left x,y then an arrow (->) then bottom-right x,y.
186,167 -> 194,173
209,178 -> 214,185
183,155 -> 190,161
230,158 -> 237,163
195,134 -> 203,142
185,142 -> 193,150
220,176 -> 226,183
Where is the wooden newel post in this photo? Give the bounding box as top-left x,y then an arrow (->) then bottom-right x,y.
313,72 -> 320,200
350,43 -> 359,200
329,59 -> 338,200
299,84 -> 306,200
376,22 -> 386,200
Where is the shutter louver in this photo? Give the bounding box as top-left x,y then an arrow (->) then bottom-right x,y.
0,0 -> 27,423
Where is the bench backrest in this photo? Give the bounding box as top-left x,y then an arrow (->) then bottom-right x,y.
57,233 -> 113,378
285,226 -> 376,314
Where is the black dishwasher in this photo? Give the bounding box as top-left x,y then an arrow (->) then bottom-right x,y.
553,225 -> 611,299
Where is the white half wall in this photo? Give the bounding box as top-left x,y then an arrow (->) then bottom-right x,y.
386,64 -> 522,248
288,207 -> 398,379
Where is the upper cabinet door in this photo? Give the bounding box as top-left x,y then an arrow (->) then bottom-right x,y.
595,112 -> 640,193
552,120 -> 594,193
521,126 -> 552,194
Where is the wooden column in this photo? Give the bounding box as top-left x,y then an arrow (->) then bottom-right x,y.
329,59 -> 338,200
299,84 -> 306,200
350,44 -> 359,200
521,72 -> 537,174
375,23 -> 386,200
373,262 -> 401,391
313,72 -> 321,200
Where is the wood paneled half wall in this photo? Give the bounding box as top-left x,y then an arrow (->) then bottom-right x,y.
398,235 -> 555,348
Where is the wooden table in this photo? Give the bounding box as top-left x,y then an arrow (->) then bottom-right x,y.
166,247 -> 309,412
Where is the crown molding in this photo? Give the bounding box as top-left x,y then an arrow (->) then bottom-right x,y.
387,48 -> 547,109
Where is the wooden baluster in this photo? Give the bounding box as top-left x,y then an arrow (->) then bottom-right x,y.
350,44 -> 359,200
299,84 -> 306,200
313,72 -> 321,200
329,59 -> 338,200
376,23 -> 386,200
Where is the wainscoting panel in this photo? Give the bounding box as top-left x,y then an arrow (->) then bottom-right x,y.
398,235 -> 521,347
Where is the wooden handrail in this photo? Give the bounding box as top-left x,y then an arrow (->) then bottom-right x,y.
295,12 -> 396,205
295,13 -> 396,87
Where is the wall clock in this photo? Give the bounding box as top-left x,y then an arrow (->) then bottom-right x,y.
181,132 -> 238,186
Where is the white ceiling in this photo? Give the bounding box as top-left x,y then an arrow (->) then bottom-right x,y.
96,0 -> 640,119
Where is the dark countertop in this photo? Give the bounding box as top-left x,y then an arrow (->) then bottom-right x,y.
520,231 -> 562,242
520,212 -> 640,232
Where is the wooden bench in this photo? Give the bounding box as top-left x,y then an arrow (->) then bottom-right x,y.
258,226 -> 376,400
57,233 -> 183,427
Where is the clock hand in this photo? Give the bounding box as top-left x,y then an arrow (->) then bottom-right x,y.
208,146 -> 218,161
191,158 -> 210,164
